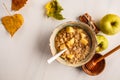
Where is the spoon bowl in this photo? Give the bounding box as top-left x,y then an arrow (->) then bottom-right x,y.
82,45 -> 120,76
82,53 -> 105,76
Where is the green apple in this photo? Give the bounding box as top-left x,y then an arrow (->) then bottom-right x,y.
96,35 -> 108,52
100,14 -> 120,35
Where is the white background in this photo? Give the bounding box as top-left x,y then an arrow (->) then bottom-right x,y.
0,0 -> 120,80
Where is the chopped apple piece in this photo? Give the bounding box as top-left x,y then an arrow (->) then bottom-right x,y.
60,44 -> 66,50
66,26 -> 74,33
80,33 -> 86,39
67,54 -> 74,59
66,38 -> 74,48
80,38 -> 88,45
77,29 -> 83,33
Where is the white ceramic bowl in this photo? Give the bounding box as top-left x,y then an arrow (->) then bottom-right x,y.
49,21 -> 97,67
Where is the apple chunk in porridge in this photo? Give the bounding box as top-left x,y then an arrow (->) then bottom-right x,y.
55,26 -> 91,64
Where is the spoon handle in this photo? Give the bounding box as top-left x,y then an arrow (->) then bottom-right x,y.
95,45 -> 120,64
47,49 -> 67,64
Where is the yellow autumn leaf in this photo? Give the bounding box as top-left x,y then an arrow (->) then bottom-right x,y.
45,0 -> 65,20
1,14 -> 24,37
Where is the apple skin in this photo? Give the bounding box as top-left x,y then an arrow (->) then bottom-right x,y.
96,35 -> 108,52
100,14 -> 120,35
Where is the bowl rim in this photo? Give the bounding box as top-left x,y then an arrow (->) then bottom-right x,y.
49,21 -> 97,67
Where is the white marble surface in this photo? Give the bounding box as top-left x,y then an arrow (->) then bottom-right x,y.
0,0 -> 120,80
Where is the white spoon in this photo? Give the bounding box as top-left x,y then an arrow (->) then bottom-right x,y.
47,48 -> 67,64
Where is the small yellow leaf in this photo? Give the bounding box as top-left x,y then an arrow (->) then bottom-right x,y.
45,0 -> 65,20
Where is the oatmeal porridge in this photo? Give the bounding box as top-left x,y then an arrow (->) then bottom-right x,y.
55,26 -> 91,64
